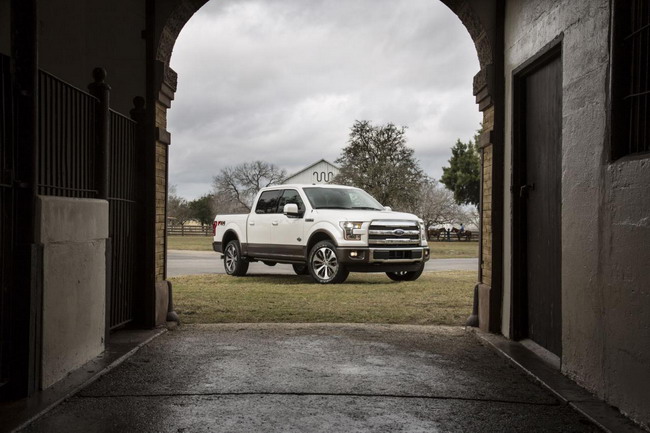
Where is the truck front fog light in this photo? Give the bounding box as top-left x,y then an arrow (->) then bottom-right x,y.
350,251 -> 358,257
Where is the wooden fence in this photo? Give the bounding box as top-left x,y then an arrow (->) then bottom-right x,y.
168,225 -> 212,236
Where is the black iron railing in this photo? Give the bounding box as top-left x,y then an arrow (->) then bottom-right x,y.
108,110 -> 138,329
38,70 -> 98,197
613,0 -> 650,158
0,53 -> 13,392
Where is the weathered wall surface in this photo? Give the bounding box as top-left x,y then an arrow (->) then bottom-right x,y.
37,0 -> 146,114
36,196 -> 108,389
503,1 -> 650,428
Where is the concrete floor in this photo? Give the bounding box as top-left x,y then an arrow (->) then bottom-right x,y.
19,324 -> 600,433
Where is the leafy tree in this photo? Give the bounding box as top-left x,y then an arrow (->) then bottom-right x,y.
212,161 -> 287,211
440,131 -> 481,207
334,120 -> 424,212
167,185 -> 192,227
188,194 -> 215,227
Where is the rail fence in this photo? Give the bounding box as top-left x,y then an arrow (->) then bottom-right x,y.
167,225 -> 212,236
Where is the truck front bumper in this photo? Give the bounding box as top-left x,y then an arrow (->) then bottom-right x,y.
336,246 -> 430,272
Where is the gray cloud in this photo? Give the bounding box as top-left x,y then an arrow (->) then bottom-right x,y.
168,0 -> 481,199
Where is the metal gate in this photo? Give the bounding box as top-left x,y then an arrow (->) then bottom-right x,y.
108,111 -> 138,329
36,68 -> 139,330
0,53 -> 14,394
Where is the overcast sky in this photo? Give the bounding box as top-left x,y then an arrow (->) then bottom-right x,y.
168,0 -> 481,200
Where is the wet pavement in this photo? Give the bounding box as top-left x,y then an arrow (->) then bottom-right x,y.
19,324 -> 600,432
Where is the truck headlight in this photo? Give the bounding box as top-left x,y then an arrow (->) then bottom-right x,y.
419,222 -> 427,242
339,221 -> 363,240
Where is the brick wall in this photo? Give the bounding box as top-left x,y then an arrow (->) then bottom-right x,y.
481,106 -> 494,286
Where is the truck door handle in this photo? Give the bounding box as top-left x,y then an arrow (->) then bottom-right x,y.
272,221 -> 279,226
249,222 -> 255,226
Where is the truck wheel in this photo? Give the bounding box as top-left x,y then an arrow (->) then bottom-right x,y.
386,263 -> 425,282
224,240 -> 249,276
292,264 -> 310,275
308,240 -> 349,284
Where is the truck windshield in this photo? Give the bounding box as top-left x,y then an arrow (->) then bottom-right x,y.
303,187 -> 384,210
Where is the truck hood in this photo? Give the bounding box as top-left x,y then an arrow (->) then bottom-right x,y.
312,209 -> 423,223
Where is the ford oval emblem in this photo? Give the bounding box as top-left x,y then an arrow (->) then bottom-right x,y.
393,229 -> 405,236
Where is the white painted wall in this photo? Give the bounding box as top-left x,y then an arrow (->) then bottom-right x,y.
37,196 -> 108,389
284,160 -> 340,185
503,1 -> 650,428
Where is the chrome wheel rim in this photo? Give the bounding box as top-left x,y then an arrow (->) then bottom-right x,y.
312,247 -> 338,281
224,244 -> 237,273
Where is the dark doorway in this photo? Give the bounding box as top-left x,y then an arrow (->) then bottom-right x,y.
512,40 -> 562,357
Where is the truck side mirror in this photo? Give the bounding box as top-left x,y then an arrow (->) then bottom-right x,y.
283,203 -> 300,217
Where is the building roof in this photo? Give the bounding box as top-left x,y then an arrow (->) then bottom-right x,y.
284,159 -> 340,182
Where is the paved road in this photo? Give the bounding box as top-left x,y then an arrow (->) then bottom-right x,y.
167,250 -> 478,277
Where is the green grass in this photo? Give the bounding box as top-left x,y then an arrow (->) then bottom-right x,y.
168,235 -> 214,251
427,241 -> 478,259
171,271 -> 475,326
168,235 -> 478,259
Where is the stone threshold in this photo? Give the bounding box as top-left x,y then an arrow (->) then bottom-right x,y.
473,329 -> 648,433
0,327 -> 166,433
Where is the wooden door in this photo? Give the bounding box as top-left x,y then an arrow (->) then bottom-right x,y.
513,45 -> 562,357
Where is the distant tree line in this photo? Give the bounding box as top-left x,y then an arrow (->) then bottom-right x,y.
167,120 -> 481,232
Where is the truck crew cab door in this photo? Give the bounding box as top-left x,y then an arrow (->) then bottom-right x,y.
271,189 -> 306,260
247,189 -> 282,256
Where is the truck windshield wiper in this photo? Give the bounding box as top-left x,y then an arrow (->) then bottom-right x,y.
315,206 -> 350,209
351,207 -> 381,210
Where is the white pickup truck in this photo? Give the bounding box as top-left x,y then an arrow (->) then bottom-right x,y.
212,184 -> 430,284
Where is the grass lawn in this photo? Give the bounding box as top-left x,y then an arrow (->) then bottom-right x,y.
171,271 -> 475,326
168,235 -> 478,259
168,236 -> 214,251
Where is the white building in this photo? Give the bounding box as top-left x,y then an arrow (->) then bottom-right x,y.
283,159 -> 340,185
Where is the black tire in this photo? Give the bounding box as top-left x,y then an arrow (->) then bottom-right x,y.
263,261 -> 277,267
308,240 -> 349,284
292,263 -> 310,275
386,262 -> 425,282
223,240 -> 249,276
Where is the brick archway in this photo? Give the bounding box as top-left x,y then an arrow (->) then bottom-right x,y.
151,0 -> 503,332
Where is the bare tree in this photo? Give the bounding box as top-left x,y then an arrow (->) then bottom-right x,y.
416,178 -> 464,227
212,161 -> 287,211
211,189 -> 249,215
167,185 -> 192,227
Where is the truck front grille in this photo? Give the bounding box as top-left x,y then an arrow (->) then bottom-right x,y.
368,220 -> 421,248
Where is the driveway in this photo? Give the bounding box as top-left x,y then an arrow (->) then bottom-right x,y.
167,250 -> 478,277
20,324 -> 599,433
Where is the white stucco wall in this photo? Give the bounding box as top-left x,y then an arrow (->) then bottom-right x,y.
503,1 -> 650,428
37,196 -> 108,389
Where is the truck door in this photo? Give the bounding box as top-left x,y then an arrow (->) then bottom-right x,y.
247,189 -> 282,255
271,189 -> 306,260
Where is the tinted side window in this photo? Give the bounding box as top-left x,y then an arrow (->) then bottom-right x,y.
278,189 -> 305,215
255,190 -> 283,214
